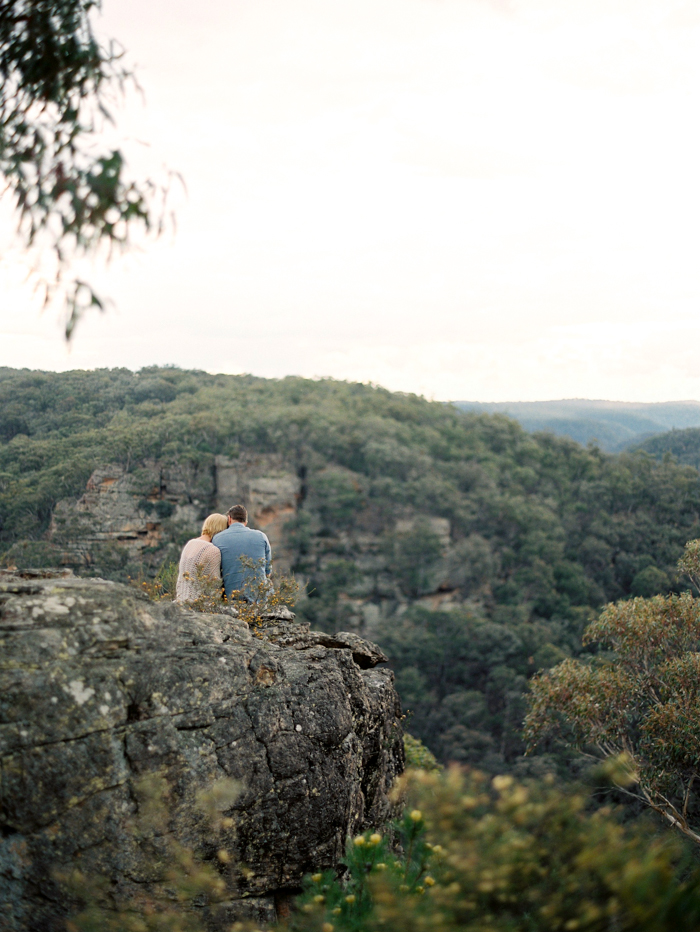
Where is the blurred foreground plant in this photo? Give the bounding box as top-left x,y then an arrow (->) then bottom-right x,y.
403,733 -> 441,772
290,807 -> 433,932
61,765 -> 700,932
297,766 -> 700,932
60,773 -> 241,932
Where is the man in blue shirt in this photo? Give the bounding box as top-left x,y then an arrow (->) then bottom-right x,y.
213,504 -> 272,601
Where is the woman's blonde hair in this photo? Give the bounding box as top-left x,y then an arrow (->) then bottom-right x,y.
202,513 -> 227,538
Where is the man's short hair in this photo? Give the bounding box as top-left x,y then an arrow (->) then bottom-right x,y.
228,504 -> 248,523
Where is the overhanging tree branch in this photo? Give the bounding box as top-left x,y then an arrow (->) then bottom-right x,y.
0,0 -> 176,337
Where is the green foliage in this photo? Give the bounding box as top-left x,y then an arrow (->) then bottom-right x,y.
291,811 -> 433,932
61,760 -> 700,932
382,607 -> 528,770
678,537 -> 700,591
390,521 -> 443,597
639,427 -> 700,471
403,734 -> 440,772
376,767 -> 700,932
60,774 -> 240,931
293,767 -> 700,932
312,469 -> 365,531
0,538 -> 63,567
0,2 -> 172,335
630,565 -> 670,597
525,539 -> 700,844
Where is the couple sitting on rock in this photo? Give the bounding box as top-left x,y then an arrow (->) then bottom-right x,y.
175,504 -> 271,604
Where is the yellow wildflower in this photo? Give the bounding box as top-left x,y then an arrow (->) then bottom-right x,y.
492,775 -> 514,792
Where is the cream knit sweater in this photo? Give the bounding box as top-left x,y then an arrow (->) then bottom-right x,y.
175,538 -> 222,603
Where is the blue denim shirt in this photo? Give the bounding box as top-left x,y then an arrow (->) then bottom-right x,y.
213,523 -> 272,599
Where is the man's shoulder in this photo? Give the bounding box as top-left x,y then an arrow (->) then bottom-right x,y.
212,528 -> 232,546
246,526 -> 270,543
212,525 -> 268,543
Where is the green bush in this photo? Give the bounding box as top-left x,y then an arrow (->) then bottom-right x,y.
403,734 -> 441,772
291,811 -> 432,932
296,767 -> 700,932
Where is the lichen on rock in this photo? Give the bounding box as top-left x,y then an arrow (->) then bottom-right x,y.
0,570 -> 404,931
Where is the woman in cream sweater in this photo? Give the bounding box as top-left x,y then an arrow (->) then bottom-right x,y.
175,513 -> 228,603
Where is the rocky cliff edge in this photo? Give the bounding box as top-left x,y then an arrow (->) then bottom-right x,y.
0,571 -> 404,931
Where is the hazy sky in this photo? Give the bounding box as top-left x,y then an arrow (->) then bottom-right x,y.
1,0 -> 700,401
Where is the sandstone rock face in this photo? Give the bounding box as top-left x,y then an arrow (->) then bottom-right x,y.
0,571 -> 403,931
48,461 -> 215,569
45,455 -> 302,579
36,453 -> 472,641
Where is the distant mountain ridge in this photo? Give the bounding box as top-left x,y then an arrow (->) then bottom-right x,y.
453,399 -> 700,452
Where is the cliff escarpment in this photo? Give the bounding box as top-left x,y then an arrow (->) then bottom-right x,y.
37,453 -> 462,639
0,570 -> 404,931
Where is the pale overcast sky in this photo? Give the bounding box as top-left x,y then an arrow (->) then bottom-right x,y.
1,0 -> 700,401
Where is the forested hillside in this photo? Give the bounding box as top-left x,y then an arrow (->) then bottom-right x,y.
2,366 -> 700,770
638,427 -> 700,470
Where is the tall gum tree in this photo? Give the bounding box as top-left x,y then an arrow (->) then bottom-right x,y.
525,539 -> 700,845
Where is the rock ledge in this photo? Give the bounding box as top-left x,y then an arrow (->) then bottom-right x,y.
0,573 -> 403,931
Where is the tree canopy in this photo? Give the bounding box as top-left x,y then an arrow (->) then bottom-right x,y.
525,540 -> 700,844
